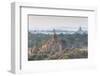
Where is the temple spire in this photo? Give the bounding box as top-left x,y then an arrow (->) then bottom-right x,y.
78,27 -> 82,32
53,29 -> 57,40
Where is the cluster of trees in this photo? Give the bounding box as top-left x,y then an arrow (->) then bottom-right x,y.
58,32 -> 88,48
28,32 -> 88,49
28,48 -> 88,60
28,32 -> 51,48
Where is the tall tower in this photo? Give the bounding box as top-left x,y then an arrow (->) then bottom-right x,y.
53,29 -> 58,41
78,27 -> 82,32
77,26 -> 84,34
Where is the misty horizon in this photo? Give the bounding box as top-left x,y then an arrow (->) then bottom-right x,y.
28,15 -> 88,32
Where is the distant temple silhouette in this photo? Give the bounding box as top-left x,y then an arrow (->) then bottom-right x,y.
78,27 -> 82,31
76,27 -> 86,34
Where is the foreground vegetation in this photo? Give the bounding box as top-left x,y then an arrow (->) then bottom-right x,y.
28,48 -> 88,60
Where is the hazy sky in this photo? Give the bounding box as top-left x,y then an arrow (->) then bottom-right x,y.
28,15 -> 88,31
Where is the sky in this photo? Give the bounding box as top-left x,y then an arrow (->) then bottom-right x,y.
28,15 -> 88,31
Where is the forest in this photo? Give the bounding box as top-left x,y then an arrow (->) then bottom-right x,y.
28,31 -> 88,60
